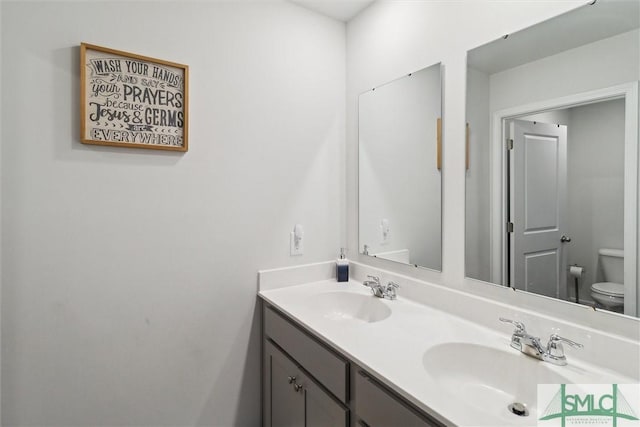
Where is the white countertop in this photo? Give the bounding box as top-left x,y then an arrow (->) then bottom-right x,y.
259,279 -> 636,427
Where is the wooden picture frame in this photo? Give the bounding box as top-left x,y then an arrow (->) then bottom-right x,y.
80,43 -> 189,152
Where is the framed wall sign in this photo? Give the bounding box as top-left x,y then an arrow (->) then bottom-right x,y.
80,43 -> 189,152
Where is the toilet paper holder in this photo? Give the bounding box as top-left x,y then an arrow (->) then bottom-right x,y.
568,265 -> 585,304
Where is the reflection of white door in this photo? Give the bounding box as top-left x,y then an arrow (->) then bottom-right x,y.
509,120 -> 567,298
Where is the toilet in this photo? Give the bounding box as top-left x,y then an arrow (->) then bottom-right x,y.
590,248 -> 624,312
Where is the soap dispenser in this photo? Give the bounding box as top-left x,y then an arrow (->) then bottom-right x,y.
336,248 -> 349,282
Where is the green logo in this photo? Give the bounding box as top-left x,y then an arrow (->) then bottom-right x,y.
540,384 -> 638,426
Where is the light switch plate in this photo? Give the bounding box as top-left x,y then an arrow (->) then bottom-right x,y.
380,218 -> 390,243
290,231 -> 303,256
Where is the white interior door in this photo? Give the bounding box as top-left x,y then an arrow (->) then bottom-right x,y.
509,119 -> 568,298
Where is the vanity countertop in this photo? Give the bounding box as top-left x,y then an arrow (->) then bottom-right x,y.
259,279 -> 637,426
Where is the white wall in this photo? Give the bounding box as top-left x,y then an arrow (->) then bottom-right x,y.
359,65 -> 441,268
567,99 -> 625,301
1,1 -> 345,425
347,0 -> 585,285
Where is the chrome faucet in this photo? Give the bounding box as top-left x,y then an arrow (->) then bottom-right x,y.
499,318 -> 583,366
362,275 -> 399,300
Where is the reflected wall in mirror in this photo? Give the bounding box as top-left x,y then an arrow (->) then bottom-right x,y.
465,0 -> 639,317
359,63 -> 442,270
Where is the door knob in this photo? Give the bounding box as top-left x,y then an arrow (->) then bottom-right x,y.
560,235 -> 572,243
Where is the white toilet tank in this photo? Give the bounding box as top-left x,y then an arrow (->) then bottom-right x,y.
598,248 -> 624,284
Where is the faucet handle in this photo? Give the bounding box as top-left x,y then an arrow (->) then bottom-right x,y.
383,281 -> 399,300
547,333 -> 583,351
544,334 -> 583,366
499,317 -> 526,333
366,275 -> 380,284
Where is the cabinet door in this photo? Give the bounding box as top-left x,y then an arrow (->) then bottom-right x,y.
265,341 -> 348,427
266,341 -> 305,427
304,375 -> 348,427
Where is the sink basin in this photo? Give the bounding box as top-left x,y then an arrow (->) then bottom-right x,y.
310,291 -> 391,323
423,343 -> 570,420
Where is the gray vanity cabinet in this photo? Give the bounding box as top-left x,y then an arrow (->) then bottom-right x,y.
262,303 -> 444,427
263,305 -> 349,427
265,340 -> 348,427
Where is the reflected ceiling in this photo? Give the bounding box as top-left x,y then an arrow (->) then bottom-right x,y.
468,0 -> 640,74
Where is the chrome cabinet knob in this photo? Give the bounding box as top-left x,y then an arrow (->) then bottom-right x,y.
561,235 -> 572,243
287,376 -> 296,384
293,383 -> 303,392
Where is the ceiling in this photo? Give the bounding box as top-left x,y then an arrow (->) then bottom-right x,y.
467,0 -> 640,75
289,0 -> 375,22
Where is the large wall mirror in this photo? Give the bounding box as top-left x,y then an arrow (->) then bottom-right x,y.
359,63 -> 442,271
465,0 -> 639,318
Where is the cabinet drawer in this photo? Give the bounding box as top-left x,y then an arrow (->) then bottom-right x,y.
264,306 -> 348,403
355,370 -> 441,427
